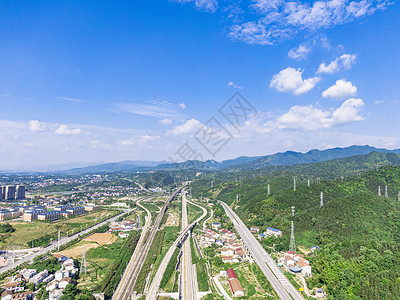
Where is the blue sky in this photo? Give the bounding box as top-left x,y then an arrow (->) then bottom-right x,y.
0,0 -> 399,169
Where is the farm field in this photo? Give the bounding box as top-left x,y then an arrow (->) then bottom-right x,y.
0,210 -> 117,249
55,233 -> 118,258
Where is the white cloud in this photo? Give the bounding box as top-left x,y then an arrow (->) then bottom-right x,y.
288,44 -> 311,59
228,1 -> 392,45
374,100 -> 384,104
317,54 -> 356,74
322,79 -> 357,99
178,103 -> 186,109
29,120 -> 47,132
172,0 -> 218,12
116,102 -> 182,118
139,135 -> 161,143
227,81 -> 243,89
57,96 -> 84,102
274,98 -> 364,130
159,118 -> 173,125
170,119 -> 202,135
270,67 -> 320,95
55,125 -> 81,135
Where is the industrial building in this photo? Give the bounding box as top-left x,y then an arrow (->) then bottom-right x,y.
227,269 -> 244,297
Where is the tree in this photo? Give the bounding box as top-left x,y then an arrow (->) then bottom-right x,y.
36,288 -> 49,300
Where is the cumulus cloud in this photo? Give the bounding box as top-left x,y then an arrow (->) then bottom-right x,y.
317,54 -> 357,74
55,125 -> 81,135
178,103 -> 186,109
29,120 -> 47,132
171,0 -> 218,12
274,98 -> 364,130
270,67 -> 320,95
322,79 -> 357,99
288,44 -> 311,59
170,119 -> 202,135
159,118 -> 173,125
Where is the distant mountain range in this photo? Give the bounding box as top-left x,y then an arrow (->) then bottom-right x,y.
57,145 -> 400,174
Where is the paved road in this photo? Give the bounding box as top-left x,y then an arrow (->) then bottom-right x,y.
113,187 -> 183,300
219,201 -> 304,300
112,197 -> 153,299
146,197 -> 207,300
0,209 -> 130,274
181,192 -> 195,300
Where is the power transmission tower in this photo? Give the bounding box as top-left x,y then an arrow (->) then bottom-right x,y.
378,186 -> 381,197
385,186 -> 389,198
307,179 -> 310,187
80,247 -> 87,276
398,192 -> 400,202
320,192 -> 324,208
289,221 -> 296,252
236,194 -> 239,203
267,184 -> 270,195
57,230 -> 60,252
293,177 -> 296,191
291,206 -> 295,217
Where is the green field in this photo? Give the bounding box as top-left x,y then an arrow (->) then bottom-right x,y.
0,210 -> 117,249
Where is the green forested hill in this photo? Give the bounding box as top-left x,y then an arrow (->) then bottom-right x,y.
193,165 -> 400,299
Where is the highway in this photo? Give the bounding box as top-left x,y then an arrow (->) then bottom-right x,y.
146,195 -> 208,300
113,187 -> 183,300
0,209 -> 130,274
219,201 -> 304,300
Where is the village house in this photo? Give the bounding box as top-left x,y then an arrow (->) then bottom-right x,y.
58,277 -> 72,289
222,256 -> 239,263
266,227 -> 282,237
250,226 -> 260,233
49,289 -> 63,300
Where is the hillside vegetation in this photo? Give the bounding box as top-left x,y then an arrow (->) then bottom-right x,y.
192,162 -> 400,299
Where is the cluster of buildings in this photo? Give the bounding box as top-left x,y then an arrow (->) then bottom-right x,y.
46,255 -> 79,300
108,219 -> 137,233
23,204 -> 91,222
0,203 -> 100,222
199,222 -> 248,264
250,226 -> 283,240
0,255 -> 79,300
0,185 -> 25,202
0,205 -> 45,221
281,251 -> 312,277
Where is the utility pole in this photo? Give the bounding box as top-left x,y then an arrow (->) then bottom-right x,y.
398,191 -> 400,202
385,186 -> 389,198
293,177 -> 296,191
236,194 -> 239,203
378,186 -> 381,197
289,221 -> 296,252
320,192 -> 324,208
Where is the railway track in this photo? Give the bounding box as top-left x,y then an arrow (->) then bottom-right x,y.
113,187 -> 183,300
